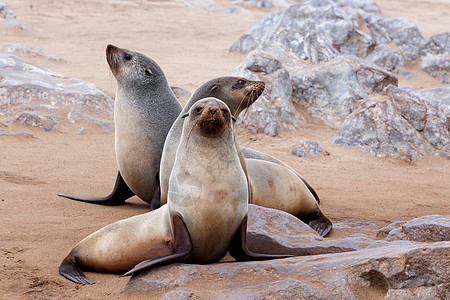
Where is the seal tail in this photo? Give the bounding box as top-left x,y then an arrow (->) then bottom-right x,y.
58,171 -> 135,206
59,256 -> 94,284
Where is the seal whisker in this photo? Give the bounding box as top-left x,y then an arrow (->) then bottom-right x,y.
186,117 -> 201,148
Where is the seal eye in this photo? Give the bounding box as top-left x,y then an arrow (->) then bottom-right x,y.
221,109 -> 228,115
124,53 -> 132,61
195,106 -> 203,115
237,79 -> 246,86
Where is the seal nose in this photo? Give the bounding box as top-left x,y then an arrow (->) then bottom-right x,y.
209,107 -> 217,115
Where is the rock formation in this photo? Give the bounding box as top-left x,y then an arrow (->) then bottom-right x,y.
229,0 -> 449,160
125,205 -> 450,299
0,53 -> 114,135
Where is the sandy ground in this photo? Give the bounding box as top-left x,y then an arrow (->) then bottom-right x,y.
1,0 -> 449,299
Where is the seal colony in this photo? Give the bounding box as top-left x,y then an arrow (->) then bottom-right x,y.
58,45 -> 332,236
59,98 -> 290,284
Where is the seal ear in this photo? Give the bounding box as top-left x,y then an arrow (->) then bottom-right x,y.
210,85 -> 219,92
181,113 -> 189,118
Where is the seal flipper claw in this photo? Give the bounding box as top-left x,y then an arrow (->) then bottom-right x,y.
59,257 -> 94,284
228,215 -> 292,261
58,171 -> 135,206
123,214 -> 192,276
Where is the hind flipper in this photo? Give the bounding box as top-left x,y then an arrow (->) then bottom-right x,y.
308,211 -> 333,237
228,215 -> 292,261
123,214 -> 192,276
150,185 -> 161,211
58,171 -> 135,206
59,256 -> 94,284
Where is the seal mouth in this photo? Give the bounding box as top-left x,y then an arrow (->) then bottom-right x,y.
235,80 -> 265,118
106,44 -> 120,76
245,81 -> 265,104
197,106 -> 227,138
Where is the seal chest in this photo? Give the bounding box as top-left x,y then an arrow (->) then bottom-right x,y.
168,97 -> 248,263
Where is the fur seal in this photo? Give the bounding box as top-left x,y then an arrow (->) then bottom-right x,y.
59,98 -> 289,284
159,76 -> 265,207
158,79 -> 332,236
246,159 -> 331,236
59,44 -> 183,206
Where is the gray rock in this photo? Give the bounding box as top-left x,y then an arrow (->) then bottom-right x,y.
291,55 -> 397,129
332,94 -> 427,161
0,53 -> 114,134
403,85 -> 450,118
420,32 -> 450,84
253,0 -> 291,9
247,205 -> 373,256
233,49 -> 397,134
334,0 -> 380,14
124,207 -> 450,297
125,241 -> 450,299
364,14 -> 426,61
421,54 -> 450,84
377,221 -> 406,239
0,44 -> 65,63
13,111 -> 58,131
366,43 -> 406,73
385,85 -> 428,131
0,2 -> 29,29
332,85 -> 450,160
230,0 -> 374,61
0,1 -> 17,26
386,85 -> 450,154
291,140 -> 322,157
420,32 -> 450,56
232,49 -> 304,136
384,215 -> 450,242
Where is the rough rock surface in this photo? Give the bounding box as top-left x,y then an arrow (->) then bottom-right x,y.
0,44 -> 65,63
233,50 -> 397,130
230,0 -> 373,61
420,32 -> 450,84
403,85 -> 450,118
291,140 -> 322,157
232,48 -> 303,136
0,2 -> 28,29
383,215 -> 450,242
0,53 -> 114,134
290,55 -> 397,128
229,0 -> 448,160
364,14 -> 426,61
247,205 -> 373,255
332,85 -> 450,160
124,205 -> 450,298
365,43 -> 406,73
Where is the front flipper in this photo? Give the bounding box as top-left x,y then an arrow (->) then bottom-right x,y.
58,171 -> 135,206
123,214 -> 192,276
228,215 -> 292,261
